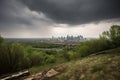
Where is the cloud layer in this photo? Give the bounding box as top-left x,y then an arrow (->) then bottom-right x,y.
20,0 -> 120,24
1,0 -> 120,26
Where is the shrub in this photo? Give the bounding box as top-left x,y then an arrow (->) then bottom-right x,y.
67,51 -> 78,60
76,38 -> 110,57
45,50 -> 57,55
100,25 -> 120,47
0,35 -> 4,44
29,51 -> 46,66
45,55 -> 56,63
0,42 -> 26,74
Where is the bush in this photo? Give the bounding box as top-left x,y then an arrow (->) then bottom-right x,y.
100,25 -> 120,47
45,55 -> 56,63
29,51 -> 46,66
0,35 -> 4,44
0,42 -> 27,74
77,45 -> 90,57
45,50 -> 57,55
76,38 -> 110,57
67,51 -> 78,60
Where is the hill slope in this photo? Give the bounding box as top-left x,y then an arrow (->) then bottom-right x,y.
52,48 -> 120,80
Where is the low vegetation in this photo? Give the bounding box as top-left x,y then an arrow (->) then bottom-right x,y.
21,42 -> 66,49
52,48 -> 120,80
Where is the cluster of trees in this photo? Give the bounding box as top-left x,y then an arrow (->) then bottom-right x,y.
22,42 -> 66,48
100,25 -> 120,47
0,37 -> 56,75
0,41 -> 29,74
71,25 -> 120,57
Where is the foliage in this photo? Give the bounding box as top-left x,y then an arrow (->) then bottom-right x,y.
29,51 -> 48,66
21,42 -> 65,48
100,25 -> 120,47
76,39 -> 110,57
45,50 -> 57,55
0,35 -> 4,44
45,55 -> 56,63
0,42 -> 28,74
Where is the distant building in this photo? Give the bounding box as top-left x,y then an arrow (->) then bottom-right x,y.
51,35 -> 86,42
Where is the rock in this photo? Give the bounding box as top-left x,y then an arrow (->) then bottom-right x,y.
45,69 -> 59,78
32,73 -> 43,80
108,58 -> 112,61
100,70 -> 104,75
55,66 -> 66,72
80,74 -> 85,79
24,77 -> 34,80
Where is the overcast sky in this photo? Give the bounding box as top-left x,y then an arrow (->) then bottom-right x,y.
0,0 -> 120,38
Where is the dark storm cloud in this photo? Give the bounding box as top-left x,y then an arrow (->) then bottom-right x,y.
20,0 -> 120,24
0,0 -> 55,38
0,0 -> 32,26
0,0 -> 54,31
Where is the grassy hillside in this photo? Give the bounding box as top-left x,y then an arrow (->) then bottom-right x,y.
52,48 -> 120,80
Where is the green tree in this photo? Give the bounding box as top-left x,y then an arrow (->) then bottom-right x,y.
100,25 -> 120,47
0,35 -> 4,44
29,51 -> 45,66
45,55 -> 56,63
0,42 -> 29,74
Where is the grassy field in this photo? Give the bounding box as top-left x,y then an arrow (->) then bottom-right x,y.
51,48 -> 120,80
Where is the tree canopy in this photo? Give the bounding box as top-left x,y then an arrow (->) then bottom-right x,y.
100,25 -> 120,47
0,35 -> 4,44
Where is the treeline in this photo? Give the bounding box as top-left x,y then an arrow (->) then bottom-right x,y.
19,42 -> 66,48
0,25 -> 120,76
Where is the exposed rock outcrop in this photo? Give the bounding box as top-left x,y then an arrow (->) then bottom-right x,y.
24,66 -> 66,80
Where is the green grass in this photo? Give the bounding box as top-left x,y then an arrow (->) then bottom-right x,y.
52,48 -> 120,80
